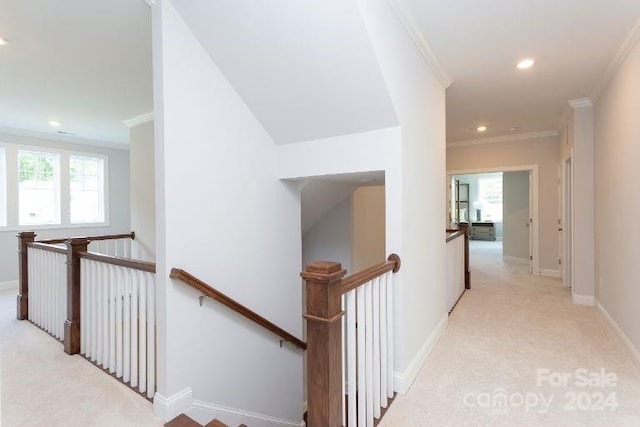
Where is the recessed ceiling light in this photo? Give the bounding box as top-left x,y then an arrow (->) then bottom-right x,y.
477,125 -> 487,132
0,37 -> 8,46
517,58 -> 535,69
48,121 -> 61,127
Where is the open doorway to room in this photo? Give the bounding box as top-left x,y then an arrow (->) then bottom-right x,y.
448,166 -> 538,274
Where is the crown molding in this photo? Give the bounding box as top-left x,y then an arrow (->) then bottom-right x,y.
447,130 -> 560,148
123,112 -> 154,128
568,98 -> 593,109
386,0 -> 453,88
142,0 -> 154,6
590,15 -> 640,104
0,126 -> 129,151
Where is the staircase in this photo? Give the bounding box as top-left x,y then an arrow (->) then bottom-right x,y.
165,414 -> 247,427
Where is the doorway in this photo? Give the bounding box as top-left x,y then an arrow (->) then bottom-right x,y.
448,165 -> 539,274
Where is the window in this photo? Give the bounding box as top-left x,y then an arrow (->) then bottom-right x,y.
70,155 -> 105,223
18,151 -> 60,225
0,148 -> 5,226
477,176 -> 503,222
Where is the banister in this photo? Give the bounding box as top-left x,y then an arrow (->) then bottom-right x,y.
170,268 -> 307,351
37,231 -> 135,245
446,230 -> 464,242
26,241 -> 68,255
341,254 -> 401,295
78,251 -> 156,273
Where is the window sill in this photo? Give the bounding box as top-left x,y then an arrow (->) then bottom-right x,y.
0,222 -> 111,233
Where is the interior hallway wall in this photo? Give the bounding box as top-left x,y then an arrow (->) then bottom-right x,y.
447,136 -> 560,272
351,185 -> 386,272
503,170 -> 530,261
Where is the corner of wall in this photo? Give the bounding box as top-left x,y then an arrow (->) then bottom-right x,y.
153,387 -> 193,422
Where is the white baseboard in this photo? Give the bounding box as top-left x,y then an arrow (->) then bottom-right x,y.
393,312 -> 448,395
153,387 -> 193,422
503,256 -> 529,265
572,294 -> 595,306
0,280 -> 18,292
188,400 -> 304,427
596,299 -> 640,369
539,269 -> 561,278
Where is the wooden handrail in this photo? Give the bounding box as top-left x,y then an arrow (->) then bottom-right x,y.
78,251 -> 156,273
26,241 -> 67,255
446,230 -> 464,242
37,231 -> 135,245
170,268 -> 307,351
341,253 -> 401,295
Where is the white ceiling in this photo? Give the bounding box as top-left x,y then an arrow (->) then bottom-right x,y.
171,0 -> 398,145
0,0 -> 152,146
398,0 -> 640,143
2,1 -> 639,148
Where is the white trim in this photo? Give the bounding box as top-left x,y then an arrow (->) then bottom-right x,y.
596,299 -> 640,369
447,130 -> 559,148
503,256 -> 529,265
393,312 -> 448,395
448,164 -> 540,276
0,127 -> 128,151
385,0 -> 452,88
568,98 -> 593,109
0,280 -> 17,292
188,400 -> 305,427
142,0 -> 155,6
572,294 -> 595,306
153,387 -> 193,422
123,112 -> 154,128
538,269 -> 561,278
590,15 -> 640,103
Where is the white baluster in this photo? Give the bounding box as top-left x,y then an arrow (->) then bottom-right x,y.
357,285 -> 366,427
386,271 -> 394,399
346,291 -> 357,427
109,264 -> 117,373
341,294 -> 346,427
138,269 -> 147,394
380,273 -> 388,408
123,268 -> 131,383
146,272 -> 155,398
130,270 -> 139,389
372,277 -> 381,419
365,280 -> 374,427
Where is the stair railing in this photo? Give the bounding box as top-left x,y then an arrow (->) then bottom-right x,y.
302,254 -> 401,427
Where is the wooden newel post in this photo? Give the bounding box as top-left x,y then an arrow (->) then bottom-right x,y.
457,222 -> 471,289
64,238 -> 89,355
301,261 -> 347,427
17,231 -> 36,320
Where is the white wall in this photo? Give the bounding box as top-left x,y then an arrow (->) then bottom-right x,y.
0,132 -> 131,284
569,104 -> 595,302
302,196 -> 352,274
356,0 -> 447,390
351,185 -> 386,272
129,120 -> 156,262
153,1 -> 303,423
447,136 -> 560,271
503,171 -> 530,260
593,35 -> 640,354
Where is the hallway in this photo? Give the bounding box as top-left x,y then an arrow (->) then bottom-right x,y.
380,241 -> 640,426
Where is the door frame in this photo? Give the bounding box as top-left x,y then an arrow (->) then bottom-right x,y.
561,152 -> 573,288
447,164 -> 540,275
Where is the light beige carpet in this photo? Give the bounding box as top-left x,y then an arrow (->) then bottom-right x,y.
380,240 -> 640,427
0,287 -> 163,427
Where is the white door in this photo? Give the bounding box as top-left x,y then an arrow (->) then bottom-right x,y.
528,171 -> 533,273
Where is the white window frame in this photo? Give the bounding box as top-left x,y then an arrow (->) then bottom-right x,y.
69,152 -> 108,225
0,141 -> 110,231
17,149 -> 61,226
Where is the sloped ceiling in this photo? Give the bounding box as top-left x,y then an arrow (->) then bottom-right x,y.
171,0 -> 398,145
